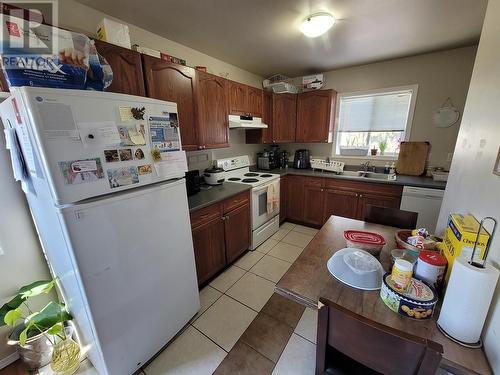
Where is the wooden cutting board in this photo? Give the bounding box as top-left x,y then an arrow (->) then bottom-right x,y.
396,142 -> 430,176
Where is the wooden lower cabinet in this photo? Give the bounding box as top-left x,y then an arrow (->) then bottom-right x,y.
304,183 -> 325,226
286,175 -> 305,221
190,191 -> 251,285
323,189 -> 359,221
191,217 -> 226,285
224,203 -> 251,263
284,174 -> 402,226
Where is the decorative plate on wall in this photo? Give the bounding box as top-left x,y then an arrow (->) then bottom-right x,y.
432,97 -> 460,128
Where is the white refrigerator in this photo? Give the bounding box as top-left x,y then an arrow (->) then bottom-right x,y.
0,87 -> 200,375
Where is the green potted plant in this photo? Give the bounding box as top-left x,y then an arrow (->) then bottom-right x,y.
0,280 -> 80,374
379,141 -> 388,155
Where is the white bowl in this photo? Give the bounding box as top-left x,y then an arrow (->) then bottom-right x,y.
327,248 -> 384,290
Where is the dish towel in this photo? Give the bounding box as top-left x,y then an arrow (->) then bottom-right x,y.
267,180 -> 280,214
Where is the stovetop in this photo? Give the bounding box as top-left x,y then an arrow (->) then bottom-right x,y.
215,156 -> 280,187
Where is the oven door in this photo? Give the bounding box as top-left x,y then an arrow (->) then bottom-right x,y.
252,179 -> 280,230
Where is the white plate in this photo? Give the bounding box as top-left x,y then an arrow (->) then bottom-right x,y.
327,248 -> 384,291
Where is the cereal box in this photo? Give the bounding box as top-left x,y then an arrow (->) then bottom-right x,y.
442,214 -> 490,283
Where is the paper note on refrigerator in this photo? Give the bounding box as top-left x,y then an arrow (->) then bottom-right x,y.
78,122 -> 121,147
154,150 -> 187,178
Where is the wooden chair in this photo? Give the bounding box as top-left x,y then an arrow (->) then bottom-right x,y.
316,298 -> 443,375
364,205 -> 418,229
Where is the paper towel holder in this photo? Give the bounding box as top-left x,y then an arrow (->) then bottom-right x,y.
470,216 -> 497,269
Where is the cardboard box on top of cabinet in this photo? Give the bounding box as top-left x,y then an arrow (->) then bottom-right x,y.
97,18 -> 131,49
442,214 -> 490,283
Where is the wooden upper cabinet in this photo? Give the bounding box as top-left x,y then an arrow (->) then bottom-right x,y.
195,71 -> 229,149
228,81 -> 248,115
94,40 -> 145,97
142,55 -> 198,151
247,87 -> 263,117
272,93 -> 297,143
246,90 -> 272,144
296,89 -> 336,143
228,81 -> 263,117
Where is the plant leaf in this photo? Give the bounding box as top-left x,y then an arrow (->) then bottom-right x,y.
46,324 -> 62,335
26,301 -> 72,333
19,280 -> 55,299
4,308 -> 21,326
18,321 -> 33,346
0,295 -> 26,327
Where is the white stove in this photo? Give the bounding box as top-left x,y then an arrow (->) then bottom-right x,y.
215,156 -> 281,249
216,156 -> 280,187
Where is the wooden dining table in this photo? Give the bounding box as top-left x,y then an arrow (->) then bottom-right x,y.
275,216 -> 492,375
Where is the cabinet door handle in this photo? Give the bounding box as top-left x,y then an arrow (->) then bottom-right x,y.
359,194 -> 363,198
221,216 -> 226,221
355,193 -> 359,197
198,145 -> 203,150
321,189 -> 324,192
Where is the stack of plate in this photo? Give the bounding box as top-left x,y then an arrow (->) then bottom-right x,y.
327,248 -> 384,290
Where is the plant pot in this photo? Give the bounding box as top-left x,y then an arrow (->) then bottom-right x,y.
50,335 -> 81,375
7,324 -> 53,370
371,148 -> 378,156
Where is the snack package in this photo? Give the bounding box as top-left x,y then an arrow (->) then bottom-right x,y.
407,235 -> 425,249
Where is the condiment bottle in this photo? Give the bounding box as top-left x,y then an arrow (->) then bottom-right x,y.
391,258 -> 413,292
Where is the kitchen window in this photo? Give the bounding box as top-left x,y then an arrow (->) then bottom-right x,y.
334,85 -> 418,158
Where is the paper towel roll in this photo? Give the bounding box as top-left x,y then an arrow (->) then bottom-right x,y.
437,257 -> 499,345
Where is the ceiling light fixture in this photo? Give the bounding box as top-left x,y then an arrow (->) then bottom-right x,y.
299,12 -> 335,38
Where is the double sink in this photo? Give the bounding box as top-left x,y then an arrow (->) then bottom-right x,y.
339,170 -> 396,181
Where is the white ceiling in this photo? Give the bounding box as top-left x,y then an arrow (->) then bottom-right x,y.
76,0 -> 487,77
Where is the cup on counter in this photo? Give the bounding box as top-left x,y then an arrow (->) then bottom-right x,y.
391,258 -> 413,292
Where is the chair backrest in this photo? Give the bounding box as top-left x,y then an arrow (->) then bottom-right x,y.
364,205 -> 418,229
316,298 -> 443,375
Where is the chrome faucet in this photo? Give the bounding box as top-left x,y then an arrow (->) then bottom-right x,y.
361,161 -> 371,172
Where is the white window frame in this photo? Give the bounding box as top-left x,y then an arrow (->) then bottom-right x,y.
332,84 -> 418,160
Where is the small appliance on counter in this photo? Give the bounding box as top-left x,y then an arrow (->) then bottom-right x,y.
185,170 -> 201,196
203,162 -> 225,185
257,145 -> 281,170
293,149 -> 310,169
279,150 -> 289,169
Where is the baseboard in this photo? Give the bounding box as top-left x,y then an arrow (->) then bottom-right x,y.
0,352 -> 19,370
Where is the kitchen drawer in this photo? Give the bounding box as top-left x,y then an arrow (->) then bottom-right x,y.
304,177 -> 324,187
223,191 -> 250,213
190,204 -> 222,228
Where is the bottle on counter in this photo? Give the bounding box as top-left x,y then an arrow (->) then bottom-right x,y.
389,162 -> 396,174
384,163 -> 390,174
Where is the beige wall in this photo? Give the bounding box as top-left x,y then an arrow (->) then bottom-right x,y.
436,0 -> 500,371
58,0 -> 263,88
284,46 -> 477,169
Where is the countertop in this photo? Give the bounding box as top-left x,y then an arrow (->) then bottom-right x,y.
251,166 -> 447,190
188,182 -> 251,212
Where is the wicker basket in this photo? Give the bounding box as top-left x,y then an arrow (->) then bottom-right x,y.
394,230 -> 442,253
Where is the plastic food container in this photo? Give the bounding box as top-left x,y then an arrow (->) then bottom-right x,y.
343,230 -> 386,256
380,273 -> 438,320
414,250 -> 447,290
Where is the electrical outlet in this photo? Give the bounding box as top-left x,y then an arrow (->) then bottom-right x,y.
446,153 -> 454,162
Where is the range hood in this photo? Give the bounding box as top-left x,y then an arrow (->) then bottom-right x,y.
229,114 -> 268,129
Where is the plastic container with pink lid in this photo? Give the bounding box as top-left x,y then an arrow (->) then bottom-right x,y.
343,230 -> 387,256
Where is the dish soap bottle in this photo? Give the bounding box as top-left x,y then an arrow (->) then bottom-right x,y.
389,162 -> 396,174
384,163 -> 390,174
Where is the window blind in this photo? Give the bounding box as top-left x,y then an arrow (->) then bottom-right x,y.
338,90 -> 412,132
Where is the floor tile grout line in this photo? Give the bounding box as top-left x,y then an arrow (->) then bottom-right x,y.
191,288 -> 224,324
222,289 -> 274,315
208,265 -> 248,294
293,330 -> 317,346
190,323 -> 230,354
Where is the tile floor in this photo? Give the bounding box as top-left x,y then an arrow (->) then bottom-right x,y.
144,222 -> 319,375
0,222 -> 318,375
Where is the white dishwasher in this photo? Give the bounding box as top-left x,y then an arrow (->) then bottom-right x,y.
400,186 -> 444,233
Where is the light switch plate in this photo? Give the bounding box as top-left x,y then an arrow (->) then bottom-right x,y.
494,147 -> 500,176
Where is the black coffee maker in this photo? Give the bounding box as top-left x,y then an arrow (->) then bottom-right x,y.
293,149 -> 310,169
